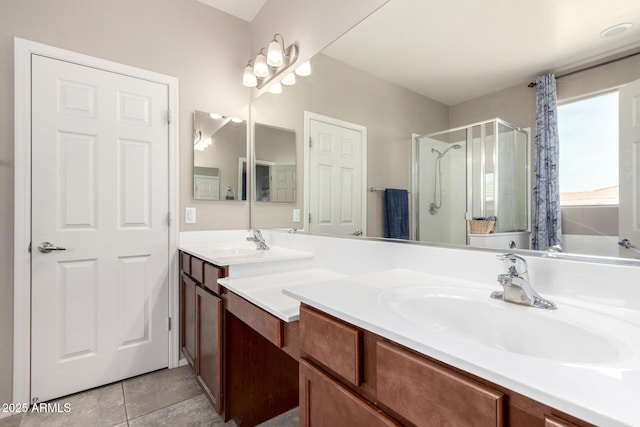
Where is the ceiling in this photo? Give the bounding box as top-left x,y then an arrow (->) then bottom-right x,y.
322,0 -> 640,106
198,0 -> 640,106
196,0 -> 267,22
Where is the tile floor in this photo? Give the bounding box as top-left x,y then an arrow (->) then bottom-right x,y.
0,366 -> 299,427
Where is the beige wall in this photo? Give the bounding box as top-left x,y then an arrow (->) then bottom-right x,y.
449,54 -> 640,238
250,0 -> 388,96
450,54 -> 640,134
0,0 -> 392,405
251,53 -> 449,236
0,0 -> 251,406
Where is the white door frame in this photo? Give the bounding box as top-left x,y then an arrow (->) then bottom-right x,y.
13,37 -> 180,405
303,111 -> 367,234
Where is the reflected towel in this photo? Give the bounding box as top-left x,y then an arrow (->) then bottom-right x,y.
384,189 -> 409,239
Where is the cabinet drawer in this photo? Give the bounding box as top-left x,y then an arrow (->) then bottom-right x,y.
300,306 -> 362,387
225,290 -> 283,347
180,251 -> 191,275
376,341 -> 504,427
191,257 -> 205,283
300,360 -> 399,427
203,262 -> 225,294
545,415 -> 582,427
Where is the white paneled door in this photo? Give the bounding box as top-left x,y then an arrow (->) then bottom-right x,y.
308,116 -> 365,236
31,55 -> 170,402
619,78 -> 640,259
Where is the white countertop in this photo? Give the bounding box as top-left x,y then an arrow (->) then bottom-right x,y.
218,268 -> 347,322
180,243 -> 313,266
283,268 -> 640,427
179,230 -> 640,426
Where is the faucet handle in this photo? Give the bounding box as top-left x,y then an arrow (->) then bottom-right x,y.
497,253 -> 528,275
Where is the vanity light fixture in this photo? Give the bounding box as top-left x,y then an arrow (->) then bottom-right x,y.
253,49 -> 269,78
242,33 -> 310,91
193,131 -> 213,151
267,34 -> 285,67
294,60 -> 311,77
243,61 -> 258,87
281,72 -> 296,86
269,82 -> 283,94
209,113 -> 243,123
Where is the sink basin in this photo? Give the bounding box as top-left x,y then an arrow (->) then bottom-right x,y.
183,245 -> 313,265
379,285 -> 634,364
205,247 -> 256,257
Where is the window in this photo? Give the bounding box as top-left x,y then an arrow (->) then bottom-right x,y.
557,91 -> 619,206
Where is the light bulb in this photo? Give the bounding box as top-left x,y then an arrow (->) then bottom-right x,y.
268,82 -> 283,94
267,37 -> 284,67
295,60 -> 311,76
209,113 -> 223,119
253,52 -> 269,78
281,73 -> 296,86
242,63 -> 257,87
230,117 -> 243,123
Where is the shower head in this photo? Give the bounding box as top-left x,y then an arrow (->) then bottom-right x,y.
432,144 -> 462,159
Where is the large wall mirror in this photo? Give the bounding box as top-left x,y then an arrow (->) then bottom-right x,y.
250,0 -> 640,264
254,123 -> 296,203
193,110 -> 247,201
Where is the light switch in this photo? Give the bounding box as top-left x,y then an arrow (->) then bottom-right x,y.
185,207 -> 196,224
292,208 -> 301,223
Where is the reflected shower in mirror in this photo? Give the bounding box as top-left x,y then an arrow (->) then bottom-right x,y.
193,111 -> 247,201
248,0 -> 640,263
416,119 -> 530,248
254,123 -> 296,203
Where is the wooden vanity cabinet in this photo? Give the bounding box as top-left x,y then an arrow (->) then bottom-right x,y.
195,285 -> 223,414
180,273 -> 196,365
179,251 -> 227,414
222,288 -> 300,426
300,359 -> 399,427
299,304 -> 592,427
376,340 -> 504,426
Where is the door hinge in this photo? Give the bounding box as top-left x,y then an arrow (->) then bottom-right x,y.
168,317 -> 172,331
309,137 -> 312,148
167,212 -> 172,226
308,213 -> 312,224
167,110 -> 171,125
28,242 -> 32,253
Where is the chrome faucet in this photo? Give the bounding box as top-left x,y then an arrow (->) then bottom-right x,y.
491,254 -> 556,310
247,229 -> 269,250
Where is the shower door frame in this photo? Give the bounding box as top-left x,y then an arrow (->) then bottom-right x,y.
412,118 -> 531,244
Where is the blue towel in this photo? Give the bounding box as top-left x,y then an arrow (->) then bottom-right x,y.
384,189 -> 409,239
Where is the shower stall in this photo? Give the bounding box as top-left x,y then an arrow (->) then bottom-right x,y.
414,118 -> 530,247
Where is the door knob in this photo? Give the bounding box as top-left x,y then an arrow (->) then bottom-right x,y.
38,242 -> 66,253
618,239 -> 636,249
353,229 -> 363,236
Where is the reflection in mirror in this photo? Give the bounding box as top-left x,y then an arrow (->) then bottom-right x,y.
249,0 -> 640,264
254,123 -> 296,203
416,119 -> 530,248
193,111 -> 247,201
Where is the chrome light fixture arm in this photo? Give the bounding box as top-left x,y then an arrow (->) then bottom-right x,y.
242,33 -> 300,90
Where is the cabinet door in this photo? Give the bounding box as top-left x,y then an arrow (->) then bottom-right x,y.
180,273 -> 196,366
300,360 -> 399,427
300,306 -> 362,387
376,341 -> 504,427
196,286 -> 223,414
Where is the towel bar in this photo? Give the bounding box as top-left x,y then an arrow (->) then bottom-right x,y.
369,187 -> 411,193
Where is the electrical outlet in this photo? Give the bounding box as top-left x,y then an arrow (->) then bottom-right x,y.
185,207 -> 196,224
292,208 -> 301,223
